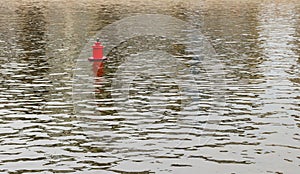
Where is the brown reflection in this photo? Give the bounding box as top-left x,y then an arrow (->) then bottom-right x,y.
289,3 -> 300,85
93,4 -> 124,30
199,1 -> 264,83
16,3 -> 47,63
14,2 -> 50,114
90,0 -> 191,32
168,3 -> 189,21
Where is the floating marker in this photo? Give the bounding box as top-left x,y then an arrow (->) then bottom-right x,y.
88,38 -> 107,61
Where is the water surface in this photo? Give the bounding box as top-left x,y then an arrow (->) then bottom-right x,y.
0,0 -> 299,173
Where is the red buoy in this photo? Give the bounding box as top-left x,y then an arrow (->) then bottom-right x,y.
88,38 -> 106,61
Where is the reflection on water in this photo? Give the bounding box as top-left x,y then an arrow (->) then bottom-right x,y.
0,0 -> 299,173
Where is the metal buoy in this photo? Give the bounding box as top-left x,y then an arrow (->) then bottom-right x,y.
88,38 -> 107,61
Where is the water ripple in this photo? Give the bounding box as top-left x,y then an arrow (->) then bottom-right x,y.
0,0 -> 299,173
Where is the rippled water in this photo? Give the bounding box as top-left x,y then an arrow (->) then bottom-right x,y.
0,0 -> 299,173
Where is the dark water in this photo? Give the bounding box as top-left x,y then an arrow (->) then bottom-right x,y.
0,0 -> 299,173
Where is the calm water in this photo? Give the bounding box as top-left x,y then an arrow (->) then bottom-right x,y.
0,0 -> 299,173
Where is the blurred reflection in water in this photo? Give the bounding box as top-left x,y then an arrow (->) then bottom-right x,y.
0,0 -> 299,174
